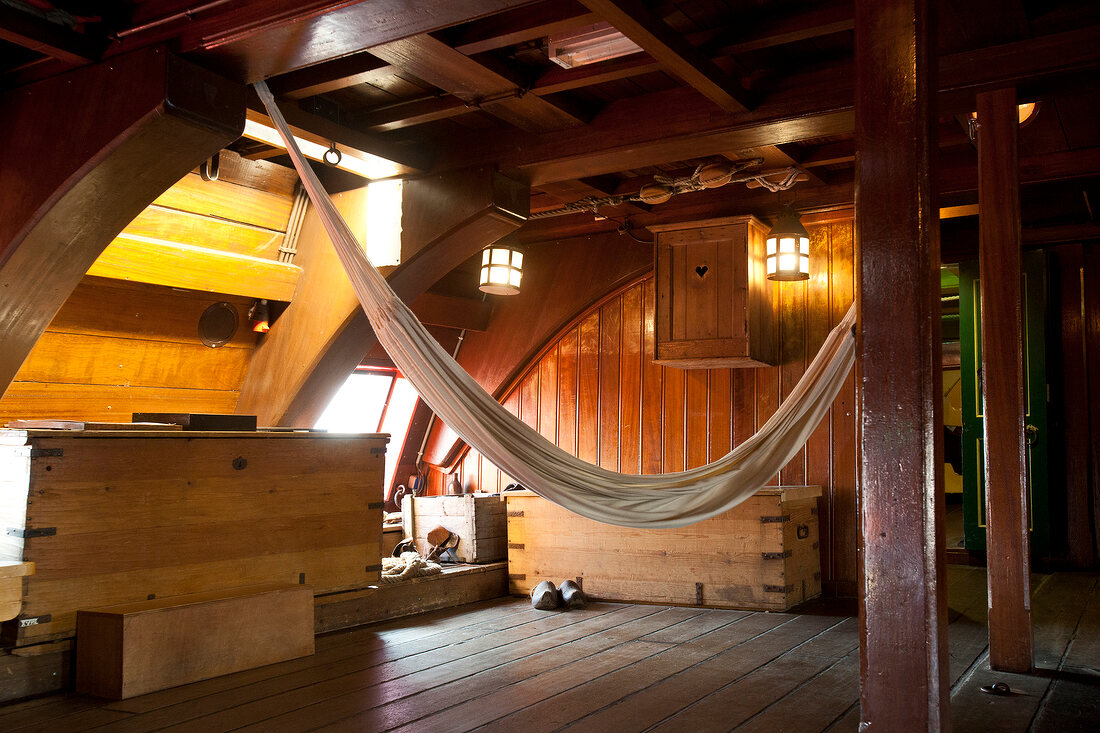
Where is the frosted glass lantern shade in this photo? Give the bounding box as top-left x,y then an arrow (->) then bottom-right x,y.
479,243 -> 524,295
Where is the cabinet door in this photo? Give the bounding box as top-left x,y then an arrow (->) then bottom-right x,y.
959,251 -> 1049,558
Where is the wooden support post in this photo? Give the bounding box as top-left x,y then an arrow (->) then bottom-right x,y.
0,47 -> 244,398
855,0 -> 950,729
235,167 -> 528,426
977,87 -> 1033,673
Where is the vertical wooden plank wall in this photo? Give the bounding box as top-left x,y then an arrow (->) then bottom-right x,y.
453,220 -> 858,592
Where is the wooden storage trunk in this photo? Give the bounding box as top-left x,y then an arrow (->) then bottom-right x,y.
0,429 -> 387,646
506,486 -> 821,611
402,494 -> 507,563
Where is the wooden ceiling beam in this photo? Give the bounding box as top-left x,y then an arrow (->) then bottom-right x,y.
536,178 -> 650,216
368,34 -> 586,133
577,0 -> 755,113
125,0 -> 544,83
247,95 -> 431,173
708,0 -> 854,57
0,6 -> 105,65
359,96 -> 471,133
269,54 -> 394,100
445,0 -> 598,55
432,26 -> 1100,186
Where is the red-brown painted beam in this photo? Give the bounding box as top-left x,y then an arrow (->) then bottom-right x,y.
855,0 -> 949,729
978,87 -> 1033,674
0,47 -> 244,398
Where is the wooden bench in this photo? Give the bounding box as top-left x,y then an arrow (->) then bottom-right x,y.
75,583 -> 314,699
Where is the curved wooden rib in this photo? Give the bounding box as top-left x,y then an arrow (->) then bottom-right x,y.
0,47 -> 244,398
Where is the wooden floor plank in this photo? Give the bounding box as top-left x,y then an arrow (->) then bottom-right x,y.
266,606 -> 706,732
733,652 -> 860,733
97,603 -> 633,733
639,608 -> 749,644
642,617 -> 853,733
3,570 -> 1097,733
1031,575 -> 1100,732
556,614 -> 843,733
384,640 -> 676,733
475,611 -> 797,733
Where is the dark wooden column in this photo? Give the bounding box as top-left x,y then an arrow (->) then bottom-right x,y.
0,47 -> 244,397
236,167 -> 527,426
855,0 -> 950,729
977,87 -> 1033,673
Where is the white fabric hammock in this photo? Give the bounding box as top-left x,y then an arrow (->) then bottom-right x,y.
255,82 -> 857,529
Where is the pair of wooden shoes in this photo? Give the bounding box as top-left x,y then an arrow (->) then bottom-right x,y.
531,580 -> 587,610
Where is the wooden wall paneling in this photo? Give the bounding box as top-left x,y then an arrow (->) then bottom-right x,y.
13,333 -> 250,392
620,285 -> 643,474
42,278 -> 257,347
732,368 -> 756,450
806,224 -> 836,585
1051,245 -> 1092,567
151,173 -> 294,232
0,279 -> 258,425
0,48 -> 244,398
519,371 -> 540,432
757,365 -> 780,485
578,313 -> 601,465
978,87 -> 1033,673
0,385 -> 240,424
829,221 -> 858,596
538,350 -> 558,444
663,362 -> 686,473
599,299 -> 622,471
686,370 -> 709,469
779,277 -> 808,485
558,329 -> 579,458
641,278 -> 664,474
855,0 -> 950,725
123,206 -> 286,260
87,235 -> 300,302
708,367 -> 732,462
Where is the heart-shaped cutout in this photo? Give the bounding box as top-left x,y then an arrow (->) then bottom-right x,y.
695,265 -> 708,278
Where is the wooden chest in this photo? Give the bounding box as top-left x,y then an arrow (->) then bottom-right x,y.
650,216 -> 776,368
402,494 -> 507,563
506,486 -> 821,611
0,429 -> 387,646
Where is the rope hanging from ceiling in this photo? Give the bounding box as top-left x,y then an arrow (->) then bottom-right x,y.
530,161 -> 805,219
255,81 -> 856,528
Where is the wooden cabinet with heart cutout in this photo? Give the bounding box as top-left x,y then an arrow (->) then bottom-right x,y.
650,216 -> 776,367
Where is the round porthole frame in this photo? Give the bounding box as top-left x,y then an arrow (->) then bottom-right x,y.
198,302 -> 239,348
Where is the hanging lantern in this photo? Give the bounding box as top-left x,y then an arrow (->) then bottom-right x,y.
766,206 -> 810,281
479,239 -> 524,295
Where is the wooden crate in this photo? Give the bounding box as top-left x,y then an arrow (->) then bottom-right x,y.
0,429 -> 387,646
402,494 -> 507,563
506,486 -> 821,611
650,216 -> 776,368
76,583 -> 313,699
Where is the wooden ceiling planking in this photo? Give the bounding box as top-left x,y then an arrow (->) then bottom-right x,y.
439,0 -> 596,55
0,5 -> 105,66
578,0 -> 755,112
367,34 -> 586,132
